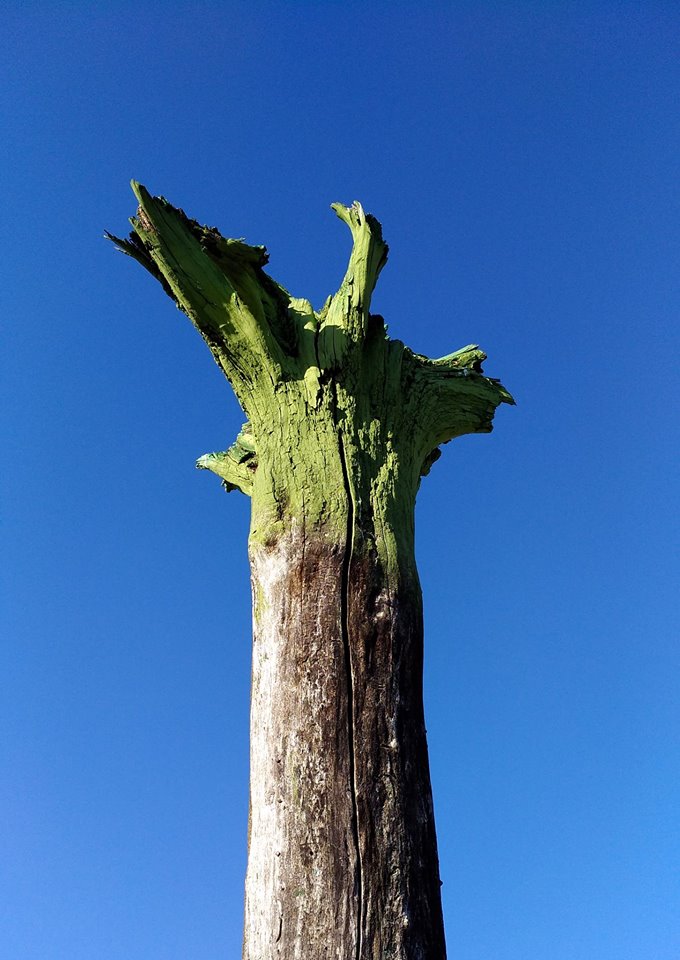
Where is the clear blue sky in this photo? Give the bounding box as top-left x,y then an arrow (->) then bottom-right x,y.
2,3 -> 679,958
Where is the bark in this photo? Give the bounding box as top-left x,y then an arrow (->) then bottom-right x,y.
108,185 -> 513,959
246,526 -> 444,959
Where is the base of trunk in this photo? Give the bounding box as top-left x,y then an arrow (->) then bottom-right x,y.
244,524 -> 446,959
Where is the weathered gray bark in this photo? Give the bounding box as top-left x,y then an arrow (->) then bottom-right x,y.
108,185 -> 513,959
246,526 -> 445,959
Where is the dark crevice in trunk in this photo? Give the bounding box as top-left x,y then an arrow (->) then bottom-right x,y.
334,388 -> 363,960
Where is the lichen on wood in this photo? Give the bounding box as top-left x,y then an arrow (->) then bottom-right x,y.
108,183 -> 513,960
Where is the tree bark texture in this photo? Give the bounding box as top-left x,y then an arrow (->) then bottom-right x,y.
108,185 -> 513,959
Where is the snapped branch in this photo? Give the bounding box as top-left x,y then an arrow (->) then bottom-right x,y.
318,202 -> 389,367
196,422 -> 257,496
412,344 -> 514,451
107,182 -> 296,401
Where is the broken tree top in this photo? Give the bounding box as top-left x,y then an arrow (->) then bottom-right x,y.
107,182 -> 513,512
108,182 -> 513,956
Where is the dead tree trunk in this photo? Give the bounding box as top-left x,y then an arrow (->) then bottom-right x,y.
108,185 -> 513,959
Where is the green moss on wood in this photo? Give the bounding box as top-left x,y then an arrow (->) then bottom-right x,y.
109,184 -> 513,566
196,422 -> 257,494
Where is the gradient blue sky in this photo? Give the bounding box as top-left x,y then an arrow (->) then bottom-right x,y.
2,3 -> 679,958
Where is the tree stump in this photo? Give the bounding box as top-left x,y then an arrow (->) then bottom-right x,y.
108,184 -> 513,959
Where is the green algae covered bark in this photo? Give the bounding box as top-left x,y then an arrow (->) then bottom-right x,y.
108,184 -> 513,960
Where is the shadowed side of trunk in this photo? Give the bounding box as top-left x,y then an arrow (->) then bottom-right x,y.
348,550 -> 446,959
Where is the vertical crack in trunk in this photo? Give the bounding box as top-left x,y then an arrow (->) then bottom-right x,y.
333,387 -> 363,960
